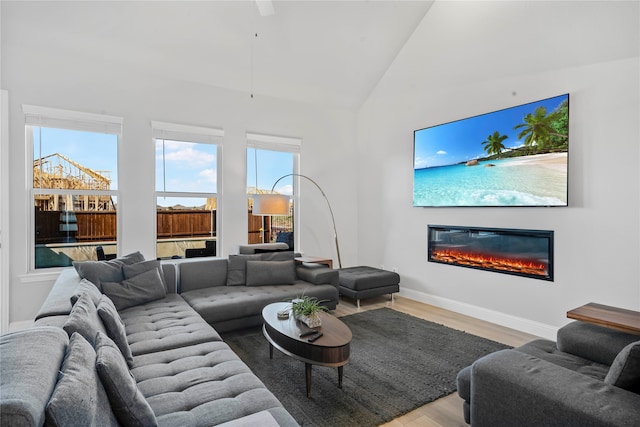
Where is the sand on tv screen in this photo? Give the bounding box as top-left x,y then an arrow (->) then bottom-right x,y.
413,94 -> 569,207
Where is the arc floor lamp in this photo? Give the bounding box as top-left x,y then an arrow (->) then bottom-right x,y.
252,173 -> 342,269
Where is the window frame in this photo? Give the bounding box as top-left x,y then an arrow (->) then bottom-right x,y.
152,121 -> 223,259
24,105 -> 123,271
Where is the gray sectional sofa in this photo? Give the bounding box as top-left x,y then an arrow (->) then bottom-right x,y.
456,321 -> 640,426
1,250 -> 339,426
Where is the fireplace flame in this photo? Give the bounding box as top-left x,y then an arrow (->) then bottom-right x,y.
431,249 -> 547,276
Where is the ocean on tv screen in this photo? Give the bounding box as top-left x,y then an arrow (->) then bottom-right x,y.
413,153 -> 567,207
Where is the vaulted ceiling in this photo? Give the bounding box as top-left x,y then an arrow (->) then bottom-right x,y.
2,1 -> 434,110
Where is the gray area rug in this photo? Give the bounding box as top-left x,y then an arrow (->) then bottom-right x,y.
223,308 -> 509,426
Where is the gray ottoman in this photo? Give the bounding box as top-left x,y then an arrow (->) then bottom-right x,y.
338,266 -> 400,308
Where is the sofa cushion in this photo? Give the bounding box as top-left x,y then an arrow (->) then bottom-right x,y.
95,332 -> 158,427
338,266 -> 400,291
70,278 -> 103,306
73,251 -> 145,290
182,282 -> 338,325
119,294 -> 222,356
97,294 -> 134,367
557,321 -> 640,366
123,259 -> 168,291
245,260 -> 296,286
605,341 -> 640,393
35,269 -> 83,320
102,267 -> 167,311
516,339 -> 609,380
0,327 -> 68,427
131,341 -> 286,427
259,250 -> 295,262
173,257 -> 228,293
62,292 -> 106,346
46,333 -> 119,427
227,254 -> 261,286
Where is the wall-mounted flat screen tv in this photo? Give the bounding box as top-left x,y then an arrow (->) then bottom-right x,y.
413,94 -> 569,207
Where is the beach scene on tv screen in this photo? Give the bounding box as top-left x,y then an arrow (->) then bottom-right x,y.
413,94 -> 569,207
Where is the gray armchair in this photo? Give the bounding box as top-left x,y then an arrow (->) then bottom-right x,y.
457,321 -> 640,426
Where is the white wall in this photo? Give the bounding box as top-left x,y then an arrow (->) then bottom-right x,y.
357,1 -> 640,338
2,11 -> 357,324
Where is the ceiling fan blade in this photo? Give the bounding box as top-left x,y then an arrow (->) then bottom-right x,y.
256,0 -> 275,17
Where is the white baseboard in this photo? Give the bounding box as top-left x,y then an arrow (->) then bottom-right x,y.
9,320 -> 34,332
399,288 -> 558,341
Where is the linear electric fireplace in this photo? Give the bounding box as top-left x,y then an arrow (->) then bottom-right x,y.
428,225 -> 554,281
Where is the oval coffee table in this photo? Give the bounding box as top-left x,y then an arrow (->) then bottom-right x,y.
262,302 -> 352,398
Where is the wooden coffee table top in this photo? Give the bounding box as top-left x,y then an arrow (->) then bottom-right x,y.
262,302 -> 352,366
567,303 -> 640,334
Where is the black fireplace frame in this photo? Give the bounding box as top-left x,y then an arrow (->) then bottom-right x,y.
427,225 -> 554,281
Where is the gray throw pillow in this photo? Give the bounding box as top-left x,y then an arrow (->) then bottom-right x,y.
97,295 -> 134,368
226,254 -> 261,286
122,259 -> 167,291
62,292 -> 105,346
245,260 -> 296,286
45,333 -> 119,427
73,251 -> 145,290
605,340 -> 640,393
102,267 -> 167,311
70,278 -> 103,306
95,332 -> 158,427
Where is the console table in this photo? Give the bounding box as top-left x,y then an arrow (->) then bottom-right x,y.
567,302 -> 640,334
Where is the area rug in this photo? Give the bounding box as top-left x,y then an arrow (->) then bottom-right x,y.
223,308 -> 509,427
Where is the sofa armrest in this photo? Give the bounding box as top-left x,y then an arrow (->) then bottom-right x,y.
296,264 -> 339,286
0,327 -> 69,427
470,349 -> 640,427
557,321 -> 640,365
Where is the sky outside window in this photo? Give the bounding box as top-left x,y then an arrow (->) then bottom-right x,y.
247,148 -> 294,195
33,127 -> 118,189
155,139 -> 218,208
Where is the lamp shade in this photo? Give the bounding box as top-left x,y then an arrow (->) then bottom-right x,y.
253,194 -> 290,216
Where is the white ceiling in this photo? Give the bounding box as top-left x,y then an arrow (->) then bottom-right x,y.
3,0 -> 435,110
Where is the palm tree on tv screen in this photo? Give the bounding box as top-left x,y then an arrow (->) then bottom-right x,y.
514,105 -> 567,151
481,131 -> 508,158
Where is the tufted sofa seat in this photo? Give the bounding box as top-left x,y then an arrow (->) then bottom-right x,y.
119,294 -> 221,356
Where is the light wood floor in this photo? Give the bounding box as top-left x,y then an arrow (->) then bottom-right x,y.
333,295 -> 539,427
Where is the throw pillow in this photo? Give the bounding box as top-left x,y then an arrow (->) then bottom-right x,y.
605,340 -> 640,393
70,278 -> 103,306
62,292 -> 105,346
226,254 -> 261,286
45,333 -> 119,427
102,267 -> 167,311
97,295 -> 134,368
245,260 -> 296,286
122,259 -> 167,291
95,332 -> 158,427
73,252 -> 144,291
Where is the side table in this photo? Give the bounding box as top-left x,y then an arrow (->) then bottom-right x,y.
567,302 -> 640,334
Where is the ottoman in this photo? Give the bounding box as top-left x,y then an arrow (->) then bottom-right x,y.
338,266 -> 400,308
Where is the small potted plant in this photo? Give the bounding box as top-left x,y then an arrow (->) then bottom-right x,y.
291,295 -> 327,328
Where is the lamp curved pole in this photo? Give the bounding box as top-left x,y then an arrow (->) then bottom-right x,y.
270,173 -> 342,269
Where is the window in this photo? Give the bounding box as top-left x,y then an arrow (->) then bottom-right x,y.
246,133 -> 300,248
25,105 -> 121,269
153,121 -> 222,259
